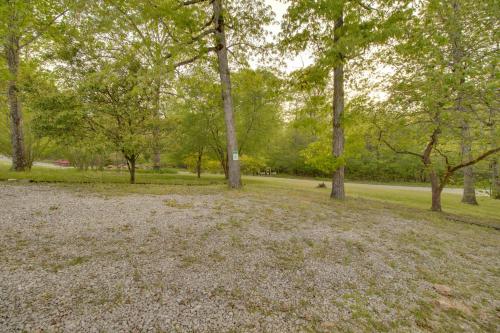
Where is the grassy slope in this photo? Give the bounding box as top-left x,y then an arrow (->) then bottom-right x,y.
246,176 -> 500,224
1,164 -> 499,224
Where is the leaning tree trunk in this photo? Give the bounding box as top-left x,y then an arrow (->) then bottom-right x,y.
5,21 -> 27,171
213,0 -> 241,189
430,169 -> 442,212
331,11 -> 345,200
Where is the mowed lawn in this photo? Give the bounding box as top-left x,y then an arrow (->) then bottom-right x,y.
0,165 -> 499,332
1,164 -> 499,224
246,176 -> 500,225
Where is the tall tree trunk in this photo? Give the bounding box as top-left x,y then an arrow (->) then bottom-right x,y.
331,11 -> 345,200
213,0 -> 241,189
5,14 -> 27,171
430,169 -> 442,212
450,1 -> 477,205
152,80 -> 161,170
491,123 -> 500,198
461,130 -> 477,204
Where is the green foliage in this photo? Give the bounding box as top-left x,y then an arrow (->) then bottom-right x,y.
240,155 -> 266,175
301,138 -> 339,175
1,0 -> 497,195
370,0 -> 499,186
171,66 -> 283,175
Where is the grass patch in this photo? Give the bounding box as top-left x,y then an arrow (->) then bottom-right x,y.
163,199 -> 194,209
1,164 -> 499,225
0,164 -> 224,186
246,177 -> 500,226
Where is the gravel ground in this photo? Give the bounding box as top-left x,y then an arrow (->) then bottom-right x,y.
0,184 -> 498,332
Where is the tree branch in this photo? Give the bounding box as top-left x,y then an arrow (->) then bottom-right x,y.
449,147 -> 500,173
380,135 -> 423,159
173,46 -> 217,68
180,0 -> 210,6
190,28 -> 217,43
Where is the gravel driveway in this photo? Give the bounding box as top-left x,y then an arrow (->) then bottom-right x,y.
0,184 -> 498,332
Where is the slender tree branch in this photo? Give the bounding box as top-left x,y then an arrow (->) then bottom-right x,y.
181,0 -> 211,6
449,147 -> 500,173
173,46 -> 217,68
379,135 -> 423,159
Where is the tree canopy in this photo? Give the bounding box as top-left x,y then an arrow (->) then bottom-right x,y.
1,0 -> 498,210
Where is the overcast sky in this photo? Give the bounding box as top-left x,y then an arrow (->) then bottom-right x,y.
262,1 -> 388,100
258,0 -> 313,72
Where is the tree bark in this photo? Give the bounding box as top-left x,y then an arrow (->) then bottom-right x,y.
221,155 -> 229,179
126,155 -> 136,184
152,79 -> 162,170
5,11 -> 27,171
196,147 -> 203,178
450,0 -> 477,205
331,11 -> 345,200
213,0 -> 241,189
491,123 -> 500,199
492,156 -> 500,199
430,170 -> 442,212
461,132 -> 477,204
152,148 -> 161,170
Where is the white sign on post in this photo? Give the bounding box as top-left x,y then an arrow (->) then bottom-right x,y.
232,150 -> 239,161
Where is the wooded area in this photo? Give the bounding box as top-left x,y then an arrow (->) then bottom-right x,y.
1,0 -> 498,211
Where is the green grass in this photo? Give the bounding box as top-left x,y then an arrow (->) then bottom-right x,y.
1,164 -> 499,224
0,164 -> 224,186
245,176 -> 500,224
346,183 -> 499,222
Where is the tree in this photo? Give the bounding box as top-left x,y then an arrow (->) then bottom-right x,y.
180,0 -> 273,188
174,67 -> 283,178
281,0 -> 410,199
373,0 -> 500,211
0,0 -> 72,170
233,69 -> 283,157
174,67 -> 228,177
212,0 -> 241,187
93,0 -> 218,170
0,52 -> 67,170
34,56 -> 155,184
